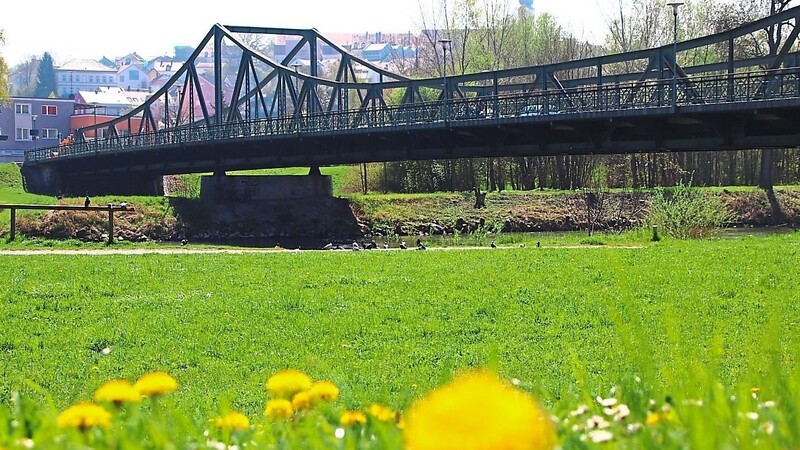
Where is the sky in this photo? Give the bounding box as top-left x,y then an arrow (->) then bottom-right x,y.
0,0 -> 620,68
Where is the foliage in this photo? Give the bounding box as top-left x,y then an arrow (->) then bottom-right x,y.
33,52 -> 57,98
0,29 -> 10,101
0,236 -> 799,448
645,183 -> 731,239
9,55 -> 39,97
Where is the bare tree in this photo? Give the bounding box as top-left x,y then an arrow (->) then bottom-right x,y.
0,30 -> 10,101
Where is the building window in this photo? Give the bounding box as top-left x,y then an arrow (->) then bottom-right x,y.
15,104 -> 31,115
41,105 -> 58,115
129,70 -> 139,81
61,75 -> 67,82
16,128 -> 31,141
97,129 -> 107,139
42,128 -> 59,139
120,75 -> 125,82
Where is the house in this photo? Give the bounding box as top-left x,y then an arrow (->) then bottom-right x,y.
72,87 -> 148,139
98,56 -> 116,69
117,64 -> 149,91
56,59 -> 118,99
362,43 -> 393,62
115,52 -> 146,67
0,98 -> 75,162
149,60 -> 179,82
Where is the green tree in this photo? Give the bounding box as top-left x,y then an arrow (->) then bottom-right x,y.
0,30 -> 10,101
33,52 -> 57,98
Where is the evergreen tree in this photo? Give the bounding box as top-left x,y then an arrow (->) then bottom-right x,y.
34,52 -> 57,98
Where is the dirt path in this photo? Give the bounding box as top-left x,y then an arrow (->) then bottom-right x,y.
0,245 -> 644,256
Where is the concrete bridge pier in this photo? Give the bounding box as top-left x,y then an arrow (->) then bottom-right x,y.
200,169 -> 332,201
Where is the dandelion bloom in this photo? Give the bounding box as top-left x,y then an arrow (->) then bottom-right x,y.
646,409 -> 677,426
134,372 -> 178,397
213,412 -> 250,431
292,391 -> 313,411
340,410 -> 367,426
94,380 -> 141,405
366,403 -> 396,422
404,370 -> 556,450
266,370 -> 312,399
265,399 -> 294,421
57,402 -> 111,430
309,380 -> 339,403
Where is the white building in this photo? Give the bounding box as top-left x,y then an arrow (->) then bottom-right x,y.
56,59 -> 118,99
117,64 -> 149,91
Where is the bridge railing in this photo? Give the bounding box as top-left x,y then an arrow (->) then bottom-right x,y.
25,68 -> 800,164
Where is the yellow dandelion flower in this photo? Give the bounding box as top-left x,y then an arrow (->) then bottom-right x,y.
646,410 -> 676,426
751,387 -> 761,395
56,402 -> 111,430
367,403 -> 396,422
404,370 -> 556,450
266,370 -> 312,399
213,412 -> 250,431
309,380 -> 339,403
94,380 -> 141,405
340,410 -> 367,426
265,399 -> 294,421
134,371 -> 178,397
292,391 -> 313,411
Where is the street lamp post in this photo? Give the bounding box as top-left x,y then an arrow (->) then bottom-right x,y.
91,102 -> 98,152
667,1 -> 684,109
439,38 -> 452,124
31,114 -> 37,144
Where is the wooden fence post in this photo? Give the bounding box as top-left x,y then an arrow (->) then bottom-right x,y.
107,209 -> 114,245
10,207 -> 15,241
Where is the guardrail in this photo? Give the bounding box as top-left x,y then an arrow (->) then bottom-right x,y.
25,68 -> 800,164
1,204 -> 135,244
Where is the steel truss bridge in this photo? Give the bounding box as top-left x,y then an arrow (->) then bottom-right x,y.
21,6 -> 800,194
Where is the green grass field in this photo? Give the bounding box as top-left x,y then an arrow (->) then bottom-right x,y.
1,234 -> 799,448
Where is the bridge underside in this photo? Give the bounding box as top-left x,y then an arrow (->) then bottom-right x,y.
24,101 -> 800,196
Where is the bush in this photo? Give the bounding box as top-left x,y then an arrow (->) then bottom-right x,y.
646,184 -> 730,239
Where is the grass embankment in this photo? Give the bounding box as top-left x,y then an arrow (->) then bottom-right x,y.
1,235 -> 799,447
350,187 -> 800,236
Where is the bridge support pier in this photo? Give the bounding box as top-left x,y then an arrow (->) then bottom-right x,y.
200,174 -> 333,201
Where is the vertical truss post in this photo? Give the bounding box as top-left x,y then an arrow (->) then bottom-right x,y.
727,34 -> 735,102
214,26 -> 224,125
309,33 -> 318,116
492,73 -> 499,118
596,62 -> 603,110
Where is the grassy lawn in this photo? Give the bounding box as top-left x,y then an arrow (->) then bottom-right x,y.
1,234 -> 799,448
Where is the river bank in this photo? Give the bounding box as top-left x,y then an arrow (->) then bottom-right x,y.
4,187 -> 798,244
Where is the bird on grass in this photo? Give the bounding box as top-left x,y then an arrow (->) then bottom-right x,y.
490,241 -> 497,249
416,238 -> 426,250
536,241 -> 541,248
180,239 -> 188,246
84,195 -> 91,208
399,241 -> 407,250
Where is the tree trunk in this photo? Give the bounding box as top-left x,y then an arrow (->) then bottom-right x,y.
759,148 -> 774,190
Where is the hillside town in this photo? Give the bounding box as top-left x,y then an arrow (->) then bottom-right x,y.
0,31 -> 420,163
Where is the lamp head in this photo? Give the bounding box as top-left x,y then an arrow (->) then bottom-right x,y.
667,0 -> 684,14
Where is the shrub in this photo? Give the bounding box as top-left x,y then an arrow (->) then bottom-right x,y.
646,184 -> 730,239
